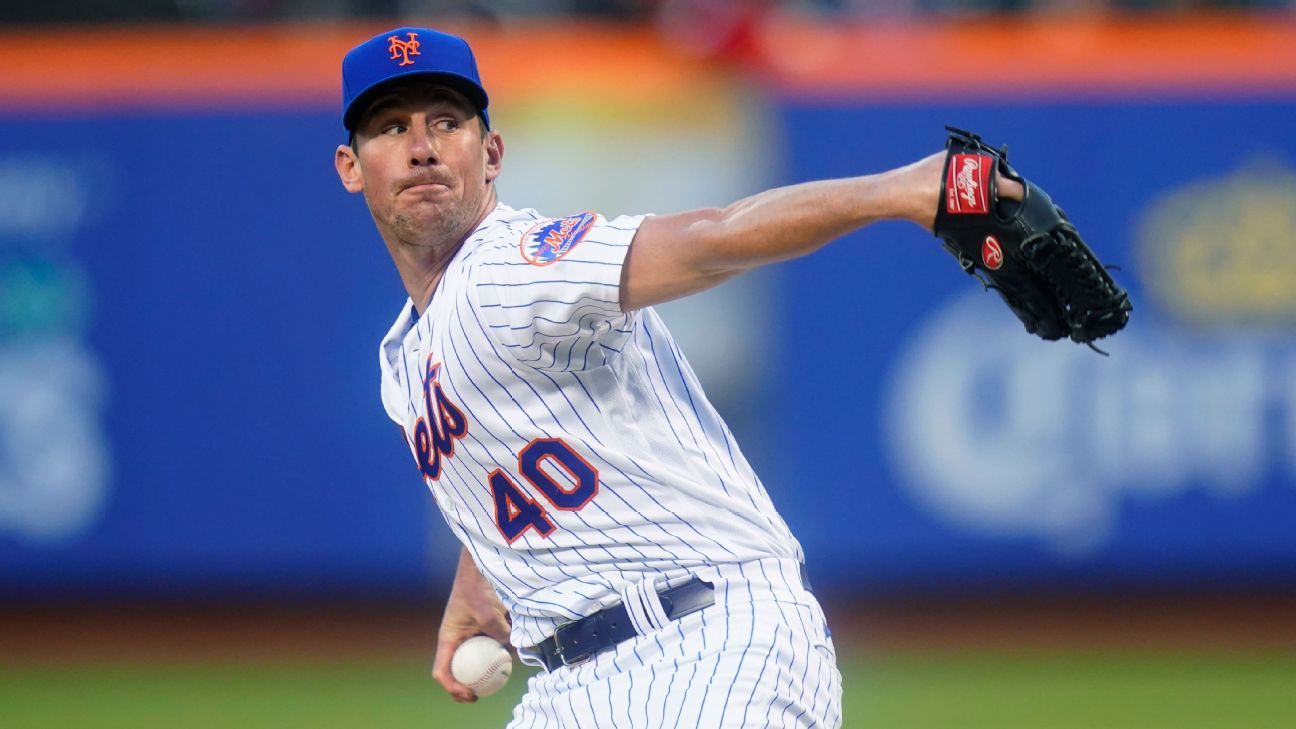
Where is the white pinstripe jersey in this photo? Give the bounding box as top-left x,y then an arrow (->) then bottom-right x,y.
379,203 -> 804,650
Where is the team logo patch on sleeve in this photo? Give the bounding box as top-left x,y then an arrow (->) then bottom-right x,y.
520,212 -> 597,266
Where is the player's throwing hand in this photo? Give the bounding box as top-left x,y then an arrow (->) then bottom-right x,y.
431,550 -> 512,703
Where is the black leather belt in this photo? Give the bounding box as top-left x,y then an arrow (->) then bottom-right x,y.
531,564 -> 811,671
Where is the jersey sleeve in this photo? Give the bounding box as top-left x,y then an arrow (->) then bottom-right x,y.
472,211 -> 646,372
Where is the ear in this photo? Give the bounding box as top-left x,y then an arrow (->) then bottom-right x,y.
483,130 -> 504,184
335,144 -> 364,193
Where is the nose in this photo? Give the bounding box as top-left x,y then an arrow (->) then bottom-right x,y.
407,120 -> 438,167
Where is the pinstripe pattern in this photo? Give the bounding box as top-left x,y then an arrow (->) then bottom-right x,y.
507,558 -> 841,728
378,204 -> 836,726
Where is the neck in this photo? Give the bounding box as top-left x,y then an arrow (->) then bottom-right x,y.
386,189 -> 498,313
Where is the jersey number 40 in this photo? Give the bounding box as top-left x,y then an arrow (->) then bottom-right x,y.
490,438 -> 598,543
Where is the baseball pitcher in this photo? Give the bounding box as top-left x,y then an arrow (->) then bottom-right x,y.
333,26 -> 1129,729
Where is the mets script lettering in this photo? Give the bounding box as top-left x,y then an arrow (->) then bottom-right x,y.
413,355 -> 467,481
545,217 -> 580,246
520,212 -> 597,266
388,32 -> 421,67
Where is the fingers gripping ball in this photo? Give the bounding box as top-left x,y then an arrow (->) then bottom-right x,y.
451,636 -> 513,698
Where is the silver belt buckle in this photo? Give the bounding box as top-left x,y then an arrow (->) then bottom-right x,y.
551,619 -> 591,667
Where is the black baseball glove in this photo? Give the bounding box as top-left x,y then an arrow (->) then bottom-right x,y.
933,127 -> 1131,351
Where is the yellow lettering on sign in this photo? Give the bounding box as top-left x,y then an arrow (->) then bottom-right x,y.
1138,160 -> 1296,326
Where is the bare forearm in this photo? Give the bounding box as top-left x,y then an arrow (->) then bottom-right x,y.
451,546 -> 491,593
433,546 -> 511,702
695,171 -> 920,272
621,154 -> 947,311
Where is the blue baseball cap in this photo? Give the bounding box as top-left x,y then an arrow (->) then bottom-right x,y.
342,26 -> 490,133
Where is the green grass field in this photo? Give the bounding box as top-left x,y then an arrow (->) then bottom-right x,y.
3,652 -> 1292,728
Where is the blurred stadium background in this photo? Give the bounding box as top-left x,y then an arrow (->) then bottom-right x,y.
2,1 -> 1296,727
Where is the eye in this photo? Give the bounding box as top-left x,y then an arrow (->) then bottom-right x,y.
381,123 -> 407,136
434,118 -> 460,132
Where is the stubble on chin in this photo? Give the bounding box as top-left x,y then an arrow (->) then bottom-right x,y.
369,193 -> 465,252
390,210 -> 461,249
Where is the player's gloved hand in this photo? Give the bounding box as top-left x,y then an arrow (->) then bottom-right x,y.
895,150 -> 1024,231
929,127 -> 1132,350
432,550 -> 513,703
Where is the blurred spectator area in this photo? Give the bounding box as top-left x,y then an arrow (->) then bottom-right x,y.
3,0 -> 1294,25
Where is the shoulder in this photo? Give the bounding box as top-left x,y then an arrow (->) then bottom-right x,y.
469,207 -> 648,270
461,203 -> 545,265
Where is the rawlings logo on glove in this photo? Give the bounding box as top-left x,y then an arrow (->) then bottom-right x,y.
932,127 -> 1132,352
948,154 -> 991,214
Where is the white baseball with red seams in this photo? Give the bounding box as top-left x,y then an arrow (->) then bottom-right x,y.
451,635 -> 513,697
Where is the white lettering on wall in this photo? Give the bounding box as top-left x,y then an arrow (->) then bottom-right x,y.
885,292 -> 1282,556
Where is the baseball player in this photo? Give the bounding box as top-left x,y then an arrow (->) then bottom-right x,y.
335,26 -> 1029,729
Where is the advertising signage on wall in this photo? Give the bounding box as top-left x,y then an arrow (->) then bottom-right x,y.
1,23 -> 1294,596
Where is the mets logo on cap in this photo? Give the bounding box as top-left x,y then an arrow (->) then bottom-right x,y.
520,212 -> 597,266
388,32 -> 421,66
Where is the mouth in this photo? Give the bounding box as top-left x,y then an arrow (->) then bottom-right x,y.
400,178 -> 452,194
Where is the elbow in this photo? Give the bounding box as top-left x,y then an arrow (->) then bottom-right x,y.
683,209 -> 751,276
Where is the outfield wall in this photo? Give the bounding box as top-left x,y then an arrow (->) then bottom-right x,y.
1,19 -> 1294,598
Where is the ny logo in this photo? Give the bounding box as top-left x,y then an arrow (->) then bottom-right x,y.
388,32 -> 421,67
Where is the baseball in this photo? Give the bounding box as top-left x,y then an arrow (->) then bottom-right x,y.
450,635 -> 513,697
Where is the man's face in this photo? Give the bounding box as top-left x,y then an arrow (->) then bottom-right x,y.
336,83 -> 502,249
